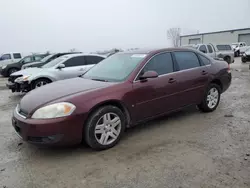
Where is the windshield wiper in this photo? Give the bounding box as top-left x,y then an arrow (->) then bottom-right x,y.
91,78 -> 108,82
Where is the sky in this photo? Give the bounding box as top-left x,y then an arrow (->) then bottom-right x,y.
0,0 -> 249,53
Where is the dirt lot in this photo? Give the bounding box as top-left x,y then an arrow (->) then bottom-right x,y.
0,58 -> 250,188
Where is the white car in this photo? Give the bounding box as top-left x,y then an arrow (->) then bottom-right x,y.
232,42 -> 250,56
7,54 -> 105,92
0,52 -> 22,68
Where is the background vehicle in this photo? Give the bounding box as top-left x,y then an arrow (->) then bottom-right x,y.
184,43 -> 234,64
232,42 -> 250,55
0,54 -> 48,77
231,43 -> 240,57
241,48 -> 250,63
7,54 -> 105,92
22,52 -> 81,69
12,48 -> 231,149
0,52 -> 22,68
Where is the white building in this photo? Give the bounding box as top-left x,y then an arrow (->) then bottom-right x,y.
180,28 -> 250,46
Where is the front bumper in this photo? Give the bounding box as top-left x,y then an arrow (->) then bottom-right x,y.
6,81 -> 31,92
12,109 -> 85,146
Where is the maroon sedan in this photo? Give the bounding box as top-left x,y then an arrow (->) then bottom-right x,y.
12,48 -> 231,150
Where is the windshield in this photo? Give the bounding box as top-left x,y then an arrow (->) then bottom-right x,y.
42,56 -> 67,68
40,54 -> 54,63
83,53 -> 146,82
216,45 -> 232,51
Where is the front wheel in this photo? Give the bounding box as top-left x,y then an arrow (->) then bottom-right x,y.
32,78 -> 51,89
197,84 -> 221,112
84,105 -> 126,150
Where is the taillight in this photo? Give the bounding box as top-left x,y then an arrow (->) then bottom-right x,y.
227,64 -> 231,73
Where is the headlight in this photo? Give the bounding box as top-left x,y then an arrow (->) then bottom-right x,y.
31,102 -> 76,119
243,53 -> 246,57
15,75 -> 31,82
2,65 -> 7,69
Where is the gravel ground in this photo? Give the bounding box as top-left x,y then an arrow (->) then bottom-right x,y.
0,58 -> 250,188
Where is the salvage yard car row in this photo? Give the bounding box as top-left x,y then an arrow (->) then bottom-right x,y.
7,54 -> 105,92
5,47 -> 232,150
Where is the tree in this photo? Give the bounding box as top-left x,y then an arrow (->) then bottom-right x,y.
167,28 -> 181,47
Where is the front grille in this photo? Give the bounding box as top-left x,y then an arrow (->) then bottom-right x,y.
8,75 -> 22,83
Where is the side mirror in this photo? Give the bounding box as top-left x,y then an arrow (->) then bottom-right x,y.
200,50 -> 206,53
57,64 -> 65,69
139,71 -> 158,80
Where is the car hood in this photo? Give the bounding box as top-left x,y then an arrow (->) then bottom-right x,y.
19,77 -> 116,115
11,67 -> 44,76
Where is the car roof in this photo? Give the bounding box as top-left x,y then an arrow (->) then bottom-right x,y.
60,53 -> 106,59
120,47 -> 198,55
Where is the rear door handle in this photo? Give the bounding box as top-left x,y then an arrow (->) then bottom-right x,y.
168,78 -> 176,83
201,70 -> 208,75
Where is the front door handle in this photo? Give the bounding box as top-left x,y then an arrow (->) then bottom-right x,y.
201,70 -> 208,75
79,68 -> 85,71
168,78 -> 176,83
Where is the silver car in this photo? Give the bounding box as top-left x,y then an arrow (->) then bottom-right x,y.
7,54 -> 105,92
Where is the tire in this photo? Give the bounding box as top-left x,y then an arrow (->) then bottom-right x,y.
242,57 -> 247,63
8,68 -> 19,77
32,78 -> 51,89
197,84 -> 221,112
224,56 -> 231,64
237,51 -> 240,57
84,105 -> 126,150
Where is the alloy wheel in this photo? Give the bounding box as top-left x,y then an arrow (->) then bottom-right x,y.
94,112 -> 121,145
207,87 -> 219,109
35,81 -> 48,88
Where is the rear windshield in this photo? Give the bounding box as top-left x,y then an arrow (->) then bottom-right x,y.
216,45 -> 232,51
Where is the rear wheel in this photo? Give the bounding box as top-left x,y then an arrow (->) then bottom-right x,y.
242,57 -> 247,63
32,78 -> 51,89
237,51 -> 240,57
84,105 -> 125,150
198,84 -> 221,112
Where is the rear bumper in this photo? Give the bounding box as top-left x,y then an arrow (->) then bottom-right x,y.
221,72 -> 232,93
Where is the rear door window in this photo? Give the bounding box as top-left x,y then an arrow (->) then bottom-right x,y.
63,56 -> 86,67
13,53 -> 21,59
207,45 -> 213,53
174,51 -> 200,70
34,56 -> 44,61
85,56 -> 105,65
142,52 -> 174,76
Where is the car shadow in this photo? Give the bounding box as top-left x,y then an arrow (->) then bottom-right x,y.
123,105 -> 199,138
